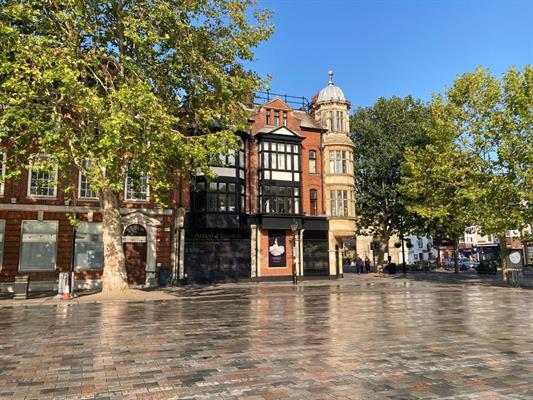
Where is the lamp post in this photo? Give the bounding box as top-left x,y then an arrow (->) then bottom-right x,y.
67,212 -> 79,300
290,220 -> 298,284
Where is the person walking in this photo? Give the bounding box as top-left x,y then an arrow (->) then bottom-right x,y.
365,256 -> 371,273
356,255 -> 363,274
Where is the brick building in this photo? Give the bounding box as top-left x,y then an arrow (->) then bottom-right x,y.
1,72 -> 357,291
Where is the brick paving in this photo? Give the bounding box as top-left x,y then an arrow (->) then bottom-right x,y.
0,273 -> 532,399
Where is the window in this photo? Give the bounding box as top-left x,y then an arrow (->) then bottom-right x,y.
28,155 -> 57,197
211,150 -> 236,167
260,142 -> 300,172
0,220 -> 4,269
330,190 -> 349,217
309,150 -> 317,174
261,184 -> 300,214
283,111 -> 287,126
336,111 -> 344,131
75,222 -> 103,270
329,150 -> 348,174
194,181 -> 239,212
310,189 -> 317,216
125,172 -> 149,201
274,110 -> 280,127
418,238 -> 423,248
19,220 -> 58,271
78,159 -> 98,199
266,109 -> 271,125
328,111 -> 333,130
0,153 -> 5,196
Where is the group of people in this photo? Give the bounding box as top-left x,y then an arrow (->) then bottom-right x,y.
349,255 -> 372,273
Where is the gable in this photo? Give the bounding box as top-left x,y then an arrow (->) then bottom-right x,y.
269,126 -> 300,137
262,98 -> 292,111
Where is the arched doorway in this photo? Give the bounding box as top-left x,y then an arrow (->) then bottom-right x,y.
123,224 -> 147,285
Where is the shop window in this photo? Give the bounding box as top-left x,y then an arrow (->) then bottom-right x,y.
309,150 -> 317,174
19,220 -> 58,271
310,189 -> 317,216
125,172 -> 149,201
28,155 -> 57,197
75,222 -> 103,270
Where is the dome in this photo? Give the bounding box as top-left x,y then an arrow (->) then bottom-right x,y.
317,70 -> 346,103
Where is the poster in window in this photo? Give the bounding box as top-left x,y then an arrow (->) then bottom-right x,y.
268,231 -> 286,267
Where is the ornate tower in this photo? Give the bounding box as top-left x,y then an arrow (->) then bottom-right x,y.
312,71 -> 356,276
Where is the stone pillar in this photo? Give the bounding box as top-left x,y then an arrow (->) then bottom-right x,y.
250,224 -> 257,279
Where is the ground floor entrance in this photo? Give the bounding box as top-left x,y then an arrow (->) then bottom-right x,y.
184,229 -> 251,283
303,231 -> 329,276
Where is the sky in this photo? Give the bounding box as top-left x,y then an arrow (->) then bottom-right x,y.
249,0 -> 533,109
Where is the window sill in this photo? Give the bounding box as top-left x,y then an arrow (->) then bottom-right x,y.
27,195 -> 57,199
78,197 -> 99,201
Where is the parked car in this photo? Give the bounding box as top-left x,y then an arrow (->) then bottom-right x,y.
459,258 -> 478,270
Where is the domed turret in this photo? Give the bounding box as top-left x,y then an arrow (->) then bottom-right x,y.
317,71 -> 346,103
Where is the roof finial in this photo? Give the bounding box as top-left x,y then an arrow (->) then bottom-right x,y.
328,70 -> 334,85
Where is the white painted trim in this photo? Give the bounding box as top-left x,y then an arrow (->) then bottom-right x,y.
124,173 -> 150,202
27,155 -> 58,198
78,171 -> 99,200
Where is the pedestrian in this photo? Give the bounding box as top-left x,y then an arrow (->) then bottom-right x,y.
365,256 -> 371,273
355,255 -> 363,274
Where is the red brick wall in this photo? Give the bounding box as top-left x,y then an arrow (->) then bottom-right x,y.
259,230 -> 295,277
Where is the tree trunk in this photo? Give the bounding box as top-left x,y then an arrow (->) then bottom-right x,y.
101,189 -> 129,291
453,242 -> 459,274
376,231 -> 390,272
498,233 -> 509,283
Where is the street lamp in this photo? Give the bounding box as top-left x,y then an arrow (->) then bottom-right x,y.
290,220 -> 298,284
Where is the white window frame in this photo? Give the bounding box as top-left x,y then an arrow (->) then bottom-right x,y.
78,171 -> 98,200
0,152 -> 5,196
125,173 -> 150,202
19,220 -> 58,271
27,155 -> 58,198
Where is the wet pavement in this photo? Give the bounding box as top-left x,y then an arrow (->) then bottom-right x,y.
0,274 -> 532,399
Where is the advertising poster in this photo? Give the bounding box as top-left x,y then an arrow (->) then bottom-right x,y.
268,231 -> 286,267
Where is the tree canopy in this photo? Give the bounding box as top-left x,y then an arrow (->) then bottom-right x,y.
401,66 -> 532,276
0,0 -> 273,290
350,95 -> 431,265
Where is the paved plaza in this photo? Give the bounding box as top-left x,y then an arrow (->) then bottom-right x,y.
0,273 -> 532,400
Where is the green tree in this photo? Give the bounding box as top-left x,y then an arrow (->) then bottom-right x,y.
401,66 -> 532,279
350,96 -> 431,268
0,0 -> 272,290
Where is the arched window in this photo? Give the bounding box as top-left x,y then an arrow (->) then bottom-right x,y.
310,189 -> 318,216
309,150 -> 317,174
123,224 -> 147,237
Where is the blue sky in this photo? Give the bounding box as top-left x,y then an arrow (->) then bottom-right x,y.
250,0 -> 533,109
